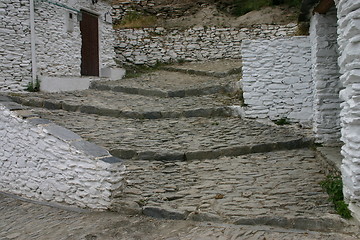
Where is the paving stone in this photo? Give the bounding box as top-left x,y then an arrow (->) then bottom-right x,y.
9,89 -> 240,119
28,109 -> 312,161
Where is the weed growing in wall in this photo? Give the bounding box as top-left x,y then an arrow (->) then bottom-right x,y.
25,79 -> 40,92
320,175 -> 352,219
273,118 -> 290,125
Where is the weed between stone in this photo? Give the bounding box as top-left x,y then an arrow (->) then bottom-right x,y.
26,79 -> 40,92
320,175 -> 352,219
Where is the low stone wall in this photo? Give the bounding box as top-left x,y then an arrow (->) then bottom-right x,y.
0,96 -> 126,209
310,8 -> 341,146
115,24 -> 297,66
335,0 -> 360,221
241,37 -> 313,125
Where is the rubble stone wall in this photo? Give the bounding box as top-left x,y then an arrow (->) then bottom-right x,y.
115,24 -> 297,66
0,0 -> 116,92
241,37 -> 313,125
0,0 -> 32,92
335,0 -> 360,220
310,8 -> 342,146
0,98 -> 126,210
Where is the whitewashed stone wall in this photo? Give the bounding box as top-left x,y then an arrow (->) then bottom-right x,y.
0,98 -> 126,210
310,8 -> 342,146
0,0 -> 116,92
34,0 -> 116,76
0,0 -> 32,92
115,24 -> 297,66
241,37 -> 313,125
335,0 -> 360,220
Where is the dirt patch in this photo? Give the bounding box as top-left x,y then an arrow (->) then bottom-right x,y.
158,5 -> 298,29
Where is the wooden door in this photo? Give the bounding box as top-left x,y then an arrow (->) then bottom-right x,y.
80,10 -> 99,76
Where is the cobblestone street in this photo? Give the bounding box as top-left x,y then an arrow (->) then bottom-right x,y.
2,60 -> 360,238
1,194 -> 359,240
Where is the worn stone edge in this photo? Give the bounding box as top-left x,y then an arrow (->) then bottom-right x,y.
90,81 -> 235,98
0,94 -> 122,164
161,66 -> 242,78
7,94 -> 235,119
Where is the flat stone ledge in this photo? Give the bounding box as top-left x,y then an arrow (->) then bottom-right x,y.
44,124 -> 82,142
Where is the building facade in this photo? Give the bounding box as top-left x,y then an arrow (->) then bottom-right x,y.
1,0 -> 122,92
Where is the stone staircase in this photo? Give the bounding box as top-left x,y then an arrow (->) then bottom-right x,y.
6,59 -> 348,231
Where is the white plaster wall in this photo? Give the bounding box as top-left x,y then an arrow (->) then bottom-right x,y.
35,0 -> 116,77
241,37 -> 313,125
310,8 -> 342,146
335,0 -> 360,220
115,24 -> 298,66
0,0 -> 116,92
0,104 -> 126,209
0,0 -> 32,92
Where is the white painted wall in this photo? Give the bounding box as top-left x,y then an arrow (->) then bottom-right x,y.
310,8 -> 342,146
0,103 -> 126,209
335,0 -> 360,221
115,24 -> 298,66
0,0 -> 118,92
241,37 -> 313,125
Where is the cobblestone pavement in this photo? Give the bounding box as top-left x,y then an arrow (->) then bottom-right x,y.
30,109 -> 311,160
11,89 -> 239,119
1,194 -> 359,240
91,70 -> 240,94
3,60 -> 360,237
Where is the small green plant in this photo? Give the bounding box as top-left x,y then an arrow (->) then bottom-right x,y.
26,79 -> 40,92
320,175 -> 352,219
274,118 -> 290,125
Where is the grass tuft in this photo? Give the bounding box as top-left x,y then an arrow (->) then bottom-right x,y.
320,176 -> 352,219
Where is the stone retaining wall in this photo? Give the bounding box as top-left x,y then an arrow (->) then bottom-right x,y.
115,24 -> 297,66
241,37 -> 313,125
335,0 -> 360,220
0,96 -> 126,210
310,8 -> 341,146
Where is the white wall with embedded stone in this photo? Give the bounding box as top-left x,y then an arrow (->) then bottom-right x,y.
0,0 -> 32,92
310,8 -> 342,146
0,0 -> 117,92
0,99 -> 126,210
335,0 -> 360,221
115,24 -> 297,66
241,37 -> 313,125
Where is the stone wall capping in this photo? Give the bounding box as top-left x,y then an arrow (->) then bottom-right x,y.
70,140 -> 110,158
43,123 -> 83,142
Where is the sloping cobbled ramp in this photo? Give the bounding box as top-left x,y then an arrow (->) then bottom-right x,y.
7,59 -> 351,232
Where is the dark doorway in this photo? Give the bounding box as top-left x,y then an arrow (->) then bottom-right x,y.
80,10 -> 99,76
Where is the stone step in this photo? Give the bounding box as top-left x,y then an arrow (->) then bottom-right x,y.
29,108 -> 314,161
9,90 -> 242,119
161,59 -> 243,78
118,149 -> 341,231
90,70 -> 241,98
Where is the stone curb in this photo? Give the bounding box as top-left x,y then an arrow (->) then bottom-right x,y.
0,95 -> 122,165
161,66 -> 243,78
110,137 -> 314,161
8,95 -> 235,119
90,81 -> 235,98
141,204 -> 348,232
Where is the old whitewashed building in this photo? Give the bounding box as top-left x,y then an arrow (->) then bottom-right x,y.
1,0 -> 123,92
